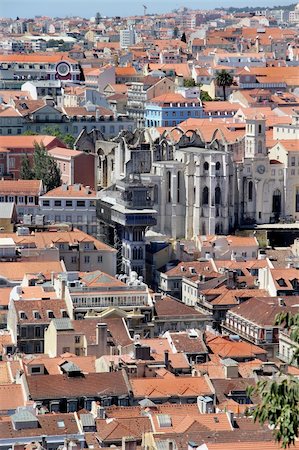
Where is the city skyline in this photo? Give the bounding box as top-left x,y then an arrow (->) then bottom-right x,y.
0,0 -> 295,18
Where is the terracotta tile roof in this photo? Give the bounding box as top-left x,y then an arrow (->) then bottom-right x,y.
207,336 -> 267,359
43,184 -> 96,198
95,416 -> 152,442
271,139 -> 299,152
130,373 -> 213,399
105,84 -> 128,94
211,377 -> 256,404
14,298 -> 67,324
229,296 -> 299,327
0,106 -> 22,117
48,147 -> 83,159
24,354 -> 96,375
79,271 -> 124,287
165,261 -> 215,278
115,66 -> 138,76
0,384 -> 25,411
0,53 -> 78,64
149,92 -> 200,105
203,288 -> 268,307
0,260 -> 64,282
0,230 -> 116,253
0,412 -> 80,439
154,416 -> 274,449
26,370 -> 129,400
0,179 -> 42,195
0,135 -> 63,151
0,332 -> 13,354
0,288 -> 12,307
71,317 -> 132,347
147,63 -> 191,78
154,296 -> 205,318
0,362 -> 12,384
169,331 -> 208,354
63,106 -> 113,117
203,102 -> 238,112
206,442 -> 299,450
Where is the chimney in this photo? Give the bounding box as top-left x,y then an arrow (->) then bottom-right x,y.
164,350 -> 169,369
122,437 -> 137,450
62,279 -> 66,300
227,270 -> 236,289
96,323 -> 108,357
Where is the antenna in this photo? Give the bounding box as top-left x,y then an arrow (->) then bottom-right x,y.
143,4 -> 147,15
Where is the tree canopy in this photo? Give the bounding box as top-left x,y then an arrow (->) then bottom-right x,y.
248,311 -> 299,448
42,126 -> 76,148
20,142 -> 61,192
215,69 -> 233,101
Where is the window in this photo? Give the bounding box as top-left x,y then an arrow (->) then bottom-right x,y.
9,158 -> 15,168
8,196 -> 14,202
28,196 -> 34,203
248,181 -> 253,201
71,256 -> 77,263
84,256 -> 90,264
35,327 -> 41,337
54,200 -> 62,206
167,171 -> 171,203
47,311 -> 55,319
33,311 -> 41,320
203,161 -> 209,171
215,161 -> 221,171
258,141 -> 263,154
66,200 -> 73,207
177,171 -> 181,203
18,196 -> 24,204
98,255 -> 103,263
75,335 -> 80,343
42,200 -> 50,207
215,186 -> 221,205
77,201 -> 85,207
19,311 -> 26,319
296,187 -> 299,213
202,186 -> 209,205
31,366 -> 41,374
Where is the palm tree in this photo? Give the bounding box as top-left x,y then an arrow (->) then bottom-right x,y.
215,69 -> 233,101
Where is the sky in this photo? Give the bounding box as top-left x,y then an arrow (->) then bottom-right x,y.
0,0 -> 294,19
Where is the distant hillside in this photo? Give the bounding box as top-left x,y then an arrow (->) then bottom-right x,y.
218,3 -> 296,12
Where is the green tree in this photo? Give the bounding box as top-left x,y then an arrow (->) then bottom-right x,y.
248,311 -> 299,448
42,126 -> 75,148
20,154 -> 34,180
183,78 -> 196,87
215,69 -> 233,101
200,91 -> 213,101
23,130 -> 38,135
33,142 -> 61,192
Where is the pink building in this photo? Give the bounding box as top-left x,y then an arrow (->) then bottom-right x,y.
48,147 -> 96,189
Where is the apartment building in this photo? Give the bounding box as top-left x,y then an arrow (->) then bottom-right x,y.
39,184 -> 97,236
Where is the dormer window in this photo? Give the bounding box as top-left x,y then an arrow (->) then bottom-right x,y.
33,311 -> 41,320
47,310 -> 55,319
277,278 -> 287,287
19,311 -> 27,320
61,310 -> 69,318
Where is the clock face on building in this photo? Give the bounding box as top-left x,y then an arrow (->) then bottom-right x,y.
56,62 -> 70,77
257,165 -> 266,174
